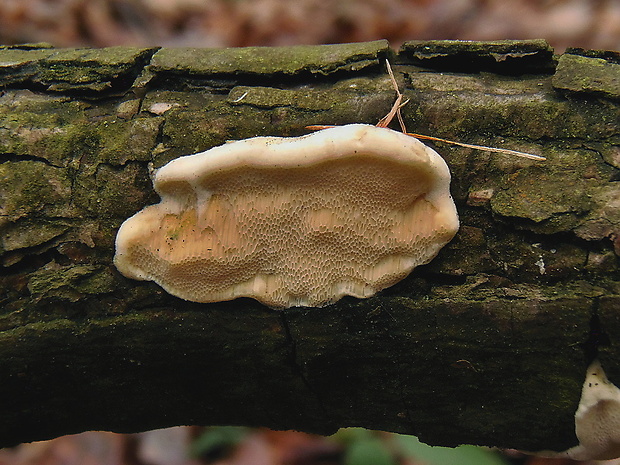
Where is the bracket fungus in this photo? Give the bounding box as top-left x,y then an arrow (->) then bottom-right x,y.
114,123 -> 459,308
563,359 -> 620,461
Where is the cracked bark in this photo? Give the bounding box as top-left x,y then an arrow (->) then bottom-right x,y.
0,40 -> 619,452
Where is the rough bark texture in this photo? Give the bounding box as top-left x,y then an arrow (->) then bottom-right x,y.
0,39 -> 619,451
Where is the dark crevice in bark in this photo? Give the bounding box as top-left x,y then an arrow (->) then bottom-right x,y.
279,311 -> 329,420
584,300 -> 610,364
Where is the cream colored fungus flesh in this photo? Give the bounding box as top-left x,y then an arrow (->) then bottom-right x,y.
114,124 -> 459,308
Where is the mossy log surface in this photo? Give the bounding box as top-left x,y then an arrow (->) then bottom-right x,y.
1,39 -> 619,451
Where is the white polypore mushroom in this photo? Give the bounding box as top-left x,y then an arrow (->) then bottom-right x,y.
114,124 -> 459,309
564,359 -> 620,461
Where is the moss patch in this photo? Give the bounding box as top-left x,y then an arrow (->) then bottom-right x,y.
0,48 -> 56,86
553,53 -> 620,100
0,160 -> 72,219
149,40 -> 389,78
27,264 -> 115,300
36,46 -> 158,94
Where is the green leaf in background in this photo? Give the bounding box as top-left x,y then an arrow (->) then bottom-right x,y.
190,426 -> 249,459
394,434 -> 509,465
344,436 -> 398,465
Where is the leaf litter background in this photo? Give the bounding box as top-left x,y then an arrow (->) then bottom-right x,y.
1,0 -> 619,50
1,0 -> 620,464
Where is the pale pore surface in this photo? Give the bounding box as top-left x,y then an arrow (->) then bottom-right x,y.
114,124 -> 459,308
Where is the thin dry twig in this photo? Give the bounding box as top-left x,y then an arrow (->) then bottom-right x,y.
376,61 -> 408,133
307,60 -> 546,161
405,132 -> 546,161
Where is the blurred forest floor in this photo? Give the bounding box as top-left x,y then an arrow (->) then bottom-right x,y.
3,426 -> 617,465
1,0 -> 619,52
1,0 -> 620,464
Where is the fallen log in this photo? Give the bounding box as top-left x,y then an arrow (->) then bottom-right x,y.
0,39 -> 619,454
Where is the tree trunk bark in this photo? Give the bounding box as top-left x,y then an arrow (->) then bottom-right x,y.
0,39 -> 619,452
